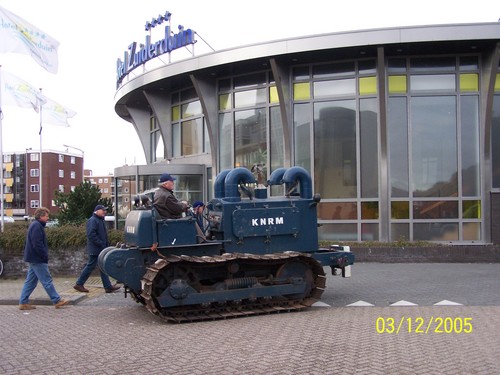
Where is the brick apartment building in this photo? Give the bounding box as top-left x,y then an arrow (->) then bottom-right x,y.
2,150 -> 137,224
85,173 -> 113,199
2,150 -> 83,218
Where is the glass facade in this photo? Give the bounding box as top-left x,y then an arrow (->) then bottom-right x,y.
113,26 -> 500,244
212,55 -> 485,242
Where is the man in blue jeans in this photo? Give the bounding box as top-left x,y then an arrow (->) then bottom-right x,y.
73,205 -> 120,293
19,207 -> 69,310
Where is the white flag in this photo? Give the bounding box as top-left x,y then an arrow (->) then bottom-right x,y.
41,96 -> 76,127
1,70 -> 46,112
0,5 -> 59,74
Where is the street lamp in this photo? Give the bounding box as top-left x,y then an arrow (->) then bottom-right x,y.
63,144 -> 85,184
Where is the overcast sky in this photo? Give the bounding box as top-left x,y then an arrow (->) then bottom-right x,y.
0,0 -> 498,175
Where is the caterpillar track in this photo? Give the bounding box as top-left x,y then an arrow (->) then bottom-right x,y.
140,252 -> 326,323
98,166 -> 355,323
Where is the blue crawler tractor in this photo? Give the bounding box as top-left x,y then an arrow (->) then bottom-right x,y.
98,166 -> 354,322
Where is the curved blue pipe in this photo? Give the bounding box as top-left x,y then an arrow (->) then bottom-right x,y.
224,168 -> 256,201
214,169 -> 232,198
267,168 -> 288,186
282,166 -> 313,199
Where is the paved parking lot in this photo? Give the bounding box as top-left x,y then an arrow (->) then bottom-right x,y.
0,263 -> 499,374
1,304 -> 498,374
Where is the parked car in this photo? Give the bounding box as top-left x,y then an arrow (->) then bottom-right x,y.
2,216 -> 15,223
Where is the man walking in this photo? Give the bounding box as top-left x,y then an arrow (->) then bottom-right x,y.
73,205 -> 120,293
19,207 -> 69,310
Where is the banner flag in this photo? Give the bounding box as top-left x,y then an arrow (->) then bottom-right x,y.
1,70 -> 46,112
41,96 -> 76,127
0,5 -> 59,73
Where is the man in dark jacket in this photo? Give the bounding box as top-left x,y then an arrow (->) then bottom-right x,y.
19,207 -> 69,310
153,173 -> 188,219
73,205 -> 120,293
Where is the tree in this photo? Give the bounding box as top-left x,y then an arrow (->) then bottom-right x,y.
53,182 -> 112,225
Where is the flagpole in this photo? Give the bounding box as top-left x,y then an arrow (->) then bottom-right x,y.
39,88 -> 43,208
0,65 -> 4,232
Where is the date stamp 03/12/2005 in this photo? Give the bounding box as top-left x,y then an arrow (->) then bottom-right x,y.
375,316 -> 473,334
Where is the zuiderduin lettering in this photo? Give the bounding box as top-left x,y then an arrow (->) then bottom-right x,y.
116,24 -> 195,86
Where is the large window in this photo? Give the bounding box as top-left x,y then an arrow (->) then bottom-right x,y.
461,96 -> 480,197
294,104 -> 311,171
360,98 -> 379,199
234,108 -> 267,169
297,60 -> 379,241
219,113 -> 233,170
314,100 -> 357,199
388,97 -> 409,197
387,56 -> 481,242
149,115 -> 164,162
411,96 -> 458,197
171,89 -> 209,158
217,72 -> 283,183
492,92 -> 500,187
270,106 -> 284,172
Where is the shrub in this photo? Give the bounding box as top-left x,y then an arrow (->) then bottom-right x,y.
0,222 -> 29,253
0,222 -> 125,255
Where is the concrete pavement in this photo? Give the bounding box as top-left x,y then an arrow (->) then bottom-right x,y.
1,303 -> 499,374
0,265 -> 499,374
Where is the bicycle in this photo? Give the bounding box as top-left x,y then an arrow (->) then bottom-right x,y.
0,257 -> 3,277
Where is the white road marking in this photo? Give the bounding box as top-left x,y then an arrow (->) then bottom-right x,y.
390,300 -> 418,306
434,300 -> 463,306
347,300 -> 375,307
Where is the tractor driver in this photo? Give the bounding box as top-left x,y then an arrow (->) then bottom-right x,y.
153,173 -> 188,219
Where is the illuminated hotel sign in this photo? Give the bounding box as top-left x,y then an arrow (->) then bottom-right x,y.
116,11 -> 196,86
